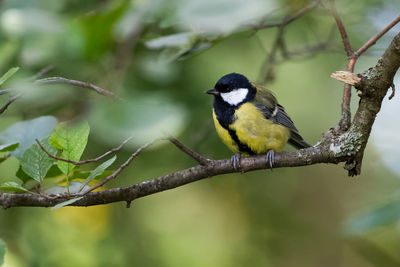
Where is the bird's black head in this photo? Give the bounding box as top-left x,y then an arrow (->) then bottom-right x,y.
214,73 -> 252,93
206,73 -> 256,106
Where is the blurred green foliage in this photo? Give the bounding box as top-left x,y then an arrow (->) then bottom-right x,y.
0,239 -> 5,266
0,0 -> 400,266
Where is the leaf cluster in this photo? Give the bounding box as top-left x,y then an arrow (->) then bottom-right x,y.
0,67 -> 116,199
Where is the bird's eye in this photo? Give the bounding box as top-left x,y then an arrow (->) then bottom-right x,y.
220,86 -> 233,93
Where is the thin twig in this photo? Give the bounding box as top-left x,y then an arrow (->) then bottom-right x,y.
330,9 -> 400,130
36,136 -> 134,165
255,0 -> 320,29
287,26 -> 337,58
257,26 -> 336,84
338,58 -> 356,130
0,89 -> 10,95
258,26 -> 286,83
329,1 -> 354,130
329,2 -> 353,57
0,94 -> 19,115
81,139 -> 158,195
354,14 -> 400,58
115,26 -> 144,71
35,77 -> 116,97
168,137 -> 211,165
30,65 -> 55,80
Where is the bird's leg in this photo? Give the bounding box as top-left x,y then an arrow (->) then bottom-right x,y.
265,150 -> 275,168
231,153 -> 241,170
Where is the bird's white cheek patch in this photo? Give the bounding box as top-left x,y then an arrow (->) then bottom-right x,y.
221,88 -> 248,106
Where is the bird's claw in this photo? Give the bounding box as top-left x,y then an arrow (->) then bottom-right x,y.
265,150 -> 275,169
231,153 -> 241,170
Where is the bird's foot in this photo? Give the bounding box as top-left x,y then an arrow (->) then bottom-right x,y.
231,153 -> 241,170
265,150 -> 275,169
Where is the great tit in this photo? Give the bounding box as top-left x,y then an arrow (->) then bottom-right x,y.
206,73 -> 311,168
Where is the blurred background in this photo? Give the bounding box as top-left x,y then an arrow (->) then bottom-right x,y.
0,0 -> 400,266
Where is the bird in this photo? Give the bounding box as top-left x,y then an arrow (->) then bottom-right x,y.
206,73 -> 311,169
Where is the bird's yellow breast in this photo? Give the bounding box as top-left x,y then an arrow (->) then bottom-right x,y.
212,103 -> 290,154
212,110 -> 239,153
232,103 -> 290,153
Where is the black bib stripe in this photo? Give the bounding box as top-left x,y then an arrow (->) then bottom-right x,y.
213,89 -> 257,155
227,129 -> 255,155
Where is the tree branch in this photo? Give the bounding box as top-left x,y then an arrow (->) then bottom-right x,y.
257,26 -> 337,83
0,89 -> 10,95
0,94 -> 19,115
354,14 -> 400,58
0,145 -> 343,208
0,70 -> 118,116
329,1 -> 354,130
80,139 -> 158,195
168,137 -> 211,165
258,26 -> 286,83
30,65 -> 55,80
35,136 -> 134,165
330,7 -> 400,131
346,32 -> 400,175
255,0 -> 320,30
0,66 -> 45,115
35,77 -> 116,98
255,0 -> 323,84
330,2 -> 353,57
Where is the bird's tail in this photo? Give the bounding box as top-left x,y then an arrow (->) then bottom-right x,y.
288,131 -> 312,149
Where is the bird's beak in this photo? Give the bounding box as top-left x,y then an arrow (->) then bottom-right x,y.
205,89 -> 219,95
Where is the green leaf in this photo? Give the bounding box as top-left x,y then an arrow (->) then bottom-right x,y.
145,32 -> 194,50
0,181 -> 29,193
51,196 -> 83,210
0,142 -> 19,152
0,238 -> 6,266
20,138 -> 57,183
0,116 -> 58,158
80,155 -> 116,191
344,198 -> 400,235
49,121 -> 90,174
17,162 -> 62,183
0,67 -> 19,87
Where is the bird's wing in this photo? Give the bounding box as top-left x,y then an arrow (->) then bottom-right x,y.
253,84 -> 311,149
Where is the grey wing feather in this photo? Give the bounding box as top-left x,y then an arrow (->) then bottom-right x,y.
256,104 -> 298,133
253,86 -> 311,149
256,104 -> 311,149
275,104 -> 297,131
